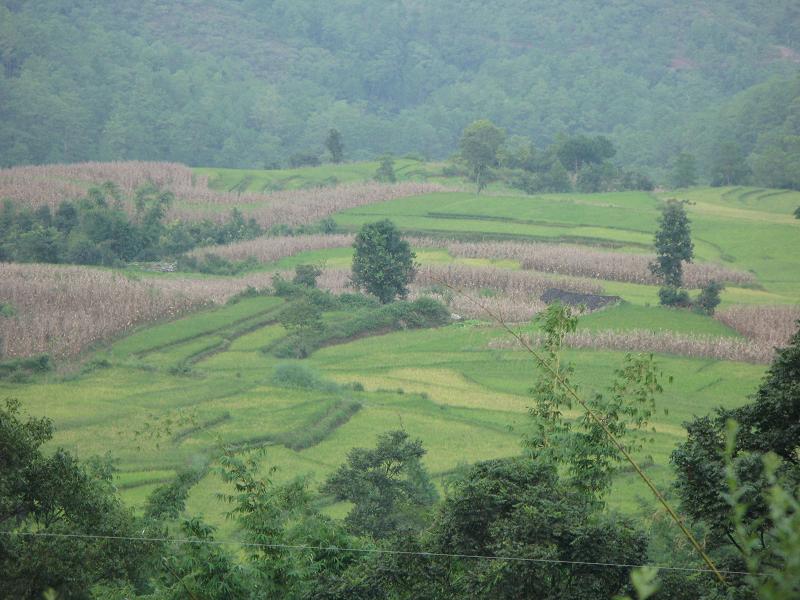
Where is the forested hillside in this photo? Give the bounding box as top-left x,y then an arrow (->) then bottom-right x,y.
1,0 -> 799,182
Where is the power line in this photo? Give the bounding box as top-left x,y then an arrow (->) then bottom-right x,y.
0,530 -> 749,576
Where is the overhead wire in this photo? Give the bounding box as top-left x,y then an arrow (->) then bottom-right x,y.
0,530 -> 750,576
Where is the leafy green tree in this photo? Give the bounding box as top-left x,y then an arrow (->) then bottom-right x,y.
671,320 -> 800,555
650,199 -> 694,292
351,219 -> 416,303
428,457 -> 647,599
670,153 -> 698,188
710,141 -> 751,186
459,119 -> 506,193
293,263 -> 323,287
525,303 -> 663,499
556,134 -> 616,176
322,430 -> 438,539
325,128 -> 344,163
374,154 -> 397,182
0,399 -> 156,599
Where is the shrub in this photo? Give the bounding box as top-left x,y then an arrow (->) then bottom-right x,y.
278,299 -> 324,335
658,286 -> 691,307
271,363 -> 338,392
0,354 -> 53,381
271,274 -> 339,309
293,264 -> 322,288
269,297 -> 450,359
176,253 -> 258,275
288,152 -> 321,167
384,297 -> 451,328
337,293 -> 380,309
693,281 -> 724,315
374,155 -> 397,183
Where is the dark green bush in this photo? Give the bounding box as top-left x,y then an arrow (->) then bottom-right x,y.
693,281 -> 724,315
293,263 -> 322,287
271,274 -> 340,310
176,253 -> 258,275
271,363 -> 339,392
337,293 -> 380,309
0,354 -> 53,381
658,286 -> 691,307
268,297 -> 450,359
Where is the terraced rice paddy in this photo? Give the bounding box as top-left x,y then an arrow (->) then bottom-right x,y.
3,167 -> 799,533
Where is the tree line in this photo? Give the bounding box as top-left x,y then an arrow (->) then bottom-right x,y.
1,1 -> 799,188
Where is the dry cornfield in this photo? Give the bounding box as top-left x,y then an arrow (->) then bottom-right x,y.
0,161 -> 446,228
715,304 -> 800,346
189,234 -> 356,263
413,264 -> 603,297
0,263 -> 204,358
0,263 -> 297,358
412,238 -> 756,287
166,181 -> 446,228
489,329 -> 777,364
0,162 -> 198,210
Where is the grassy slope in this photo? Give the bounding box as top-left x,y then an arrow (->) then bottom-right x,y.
1,297 -> 766,526
325,188 -> 800,300
195,159 -> 448,192
6,167 -> 798,533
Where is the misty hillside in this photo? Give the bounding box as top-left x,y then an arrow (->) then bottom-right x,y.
1,0 -> 799,178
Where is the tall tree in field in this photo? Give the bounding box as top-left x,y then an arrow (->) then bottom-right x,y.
459,119 -> 506,193
325,128 -> 344,163
651,199 -> 694,298
351,219 -> 416,303
670,152 -> 698,188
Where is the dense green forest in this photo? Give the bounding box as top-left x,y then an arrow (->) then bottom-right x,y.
1,0 -> 799,184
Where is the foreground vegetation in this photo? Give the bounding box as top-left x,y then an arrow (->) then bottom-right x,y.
3,289 -> 798,597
